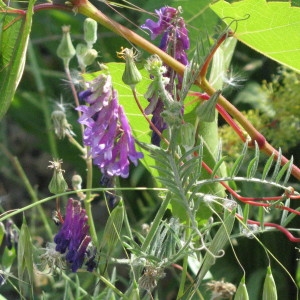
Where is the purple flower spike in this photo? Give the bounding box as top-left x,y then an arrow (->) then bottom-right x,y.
54,198 -> 96,272
141,7 -> 190,145
77,74 -> 143,178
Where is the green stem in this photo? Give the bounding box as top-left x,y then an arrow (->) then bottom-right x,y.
67,133 -> 86,154
177,219 -> 191,299
27,40 -> 58,158
98,275 -> 129,299
84,156 -> 98,245
141,193 -> 171,252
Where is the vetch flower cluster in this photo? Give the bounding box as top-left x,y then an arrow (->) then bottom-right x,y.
54,198 -> 96,272
141,6 -> 189,66
77,72 -> 143,178
141,6 -> 190,145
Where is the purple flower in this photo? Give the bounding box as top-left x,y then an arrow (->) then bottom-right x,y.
54,198 -> 96,272
77,74 -> 143,178
141,7 -> 190,145
141,7 -> 177,40
141,6 -> 190,66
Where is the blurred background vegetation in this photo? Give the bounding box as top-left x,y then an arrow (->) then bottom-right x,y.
1,0 -> 300,299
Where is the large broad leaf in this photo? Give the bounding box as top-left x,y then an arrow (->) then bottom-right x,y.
0,0 -> 35,120
210,0 -> 300,72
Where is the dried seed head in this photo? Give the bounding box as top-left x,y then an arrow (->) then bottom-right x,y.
206,279 -> 236,299
39,242 -> 66,274
138,266 -> 165,292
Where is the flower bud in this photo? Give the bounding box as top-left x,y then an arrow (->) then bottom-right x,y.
262,266 -> 277,300
83,49 -> 98,66
144,54 -> 165,77
76,43 -> 88,69
48,159 -> 68,194
84,18 -> 98,48
117,48 -> 142,89
56,25 -> 76,67
76,44 -> 98,71
72,174 -> 85,200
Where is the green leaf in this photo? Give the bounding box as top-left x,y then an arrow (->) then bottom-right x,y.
276,157 -> 293,184
261,152 -> 275,180
210,0 -> 300,72
196,90 -> 221,122
262,266 -> 278,300
0,0 -> 35,119
234,275 -> 249,300
246,142 -> 259,178
271,148 -> 282,181
230,141 -> 248,177
18,216 -> 34,298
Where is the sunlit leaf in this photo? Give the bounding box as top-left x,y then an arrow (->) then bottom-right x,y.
210,0 -> 300,72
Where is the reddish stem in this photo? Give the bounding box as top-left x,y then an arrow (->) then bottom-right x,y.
236,214 -> 300,243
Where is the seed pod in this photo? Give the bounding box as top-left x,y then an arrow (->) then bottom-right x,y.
48,159 -> 68,194
262,266 -> 277,300
118,48 -> 142,89
56,26 -> 76,68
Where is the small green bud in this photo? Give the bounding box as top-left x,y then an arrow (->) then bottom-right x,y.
71,174 -> 82,190
83,48 -> 98,66
48,159 -> 68,194
76,44 -> 98,71
145,54 -> 166,77
262,266 -> 277,300
76,43 -> 88,58
76,43 -> 88,70
84,18 -> 98,48
72,174 -> 85,200
117,48 -> 142,89
56,25 -> 76,67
